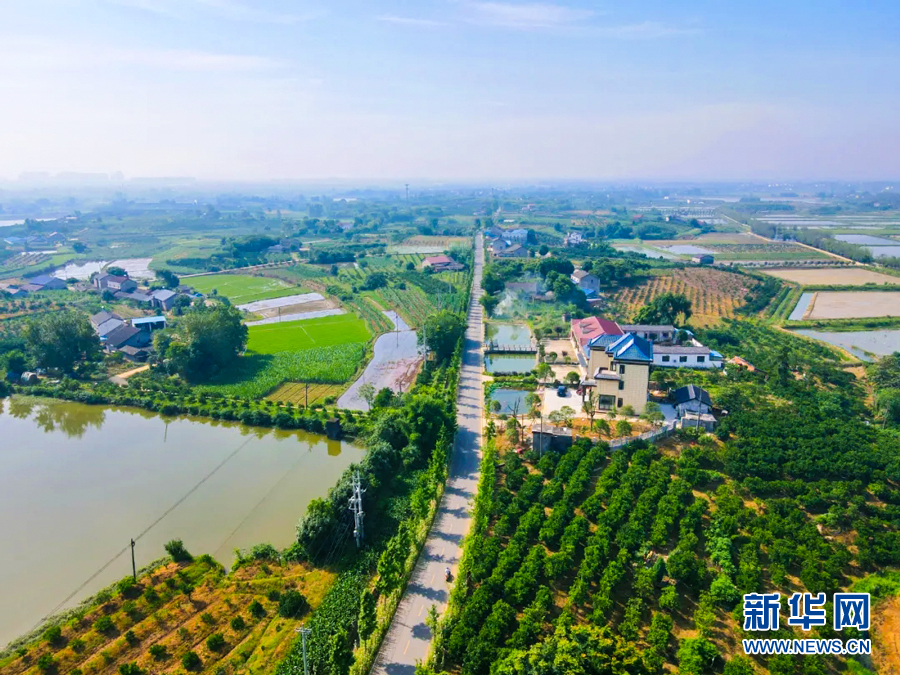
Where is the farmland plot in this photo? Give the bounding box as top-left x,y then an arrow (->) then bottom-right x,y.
187,274 -> 298,304
805,291 -> 900,320
613,268 -> 758,327
762,267 -> 900,286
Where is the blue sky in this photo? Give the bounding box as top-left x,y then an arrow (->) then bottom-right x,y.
0,0 -> 898,182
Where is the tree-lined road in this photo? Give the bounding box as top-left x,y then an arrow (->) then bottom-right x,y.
371,234 -> 485,674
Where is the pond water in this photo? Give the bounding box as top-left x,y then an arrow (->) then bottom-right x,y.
0,397 -> 364,647
792,329 -> 900,362
789,292 -> 815,321
835,234 -> 899,246
484,354 -> 536,374
870,246 -> 900,259
489,388 -> 531,414
485,322 -> 534,348
51,257 -> 155,281
613,245 -> 677,259
662,244 -> 716,255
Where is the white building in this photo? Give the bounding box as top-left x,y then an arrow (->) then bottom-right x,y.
505,228 -> 529,243
571,270 -> 601,296
653,345 -> 723,369
564,231 -> 584,246
619,324 -> 676,343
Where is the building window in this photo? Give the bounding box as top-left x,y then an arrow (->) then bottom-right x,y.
679,355 -> 688,363
618,381 -> 624,390
619,364 -> 626,374
697,355 -> 705,363
617,398 -> 623,407
661,355 -> 670,362
649,333 -> 657,341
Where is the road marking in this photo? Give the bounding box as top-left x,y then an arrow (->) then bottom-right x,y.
418,604 -> 423,617
430,573 -> 435,584
404,640 -> 410,654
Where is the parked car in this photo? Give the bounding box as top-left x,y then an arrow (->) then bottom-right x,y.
557,385 -> 567,397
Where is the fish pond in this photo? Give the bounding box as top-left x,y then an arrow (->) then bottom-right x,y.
0,397 -> 364,647
484,354 -> 537,374
485,322 -> 534,348
488,388 -> 532,414
792,329 -> 900,362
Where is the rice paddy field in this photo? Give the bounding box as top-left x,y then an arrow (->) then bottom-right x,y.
186,275 -> 300,304
612,267 -> 758,327
761,267 -> 900,286
247,314 -> 370,354
266,383 -> 345,405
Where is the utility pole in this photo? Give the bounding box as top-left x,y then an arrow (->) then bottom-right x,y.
349,472 -> 365,548
130,539 -> 137,582
295,626 -> 311,675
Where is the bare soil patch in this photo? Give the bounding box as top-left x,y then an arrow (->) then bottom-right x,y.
872,595 -> 900,675
762,267 -> 900,286
807,292 -> 900,319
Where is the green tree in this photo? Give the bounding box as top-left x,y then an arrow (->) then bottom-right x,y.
277,590 -> 308,618
164,539 -> 193,563
480,293 -> 501,317
358,589 -> 377,643
327,628 -> 353,675
206,633 -> 225,652
154,269 -> 179,289
535,362 -> 553,382
181,651 -> 201,671
373,387 -> 396,408
159,304 -> 248,381
615,420 -> 633,437
421,310 -> 465,363
106,266 -> 127,277
634,292 -> 693,325
23,311 -> 99,373
2,349 -> 28,375
565,371 -> 580,385
358,382 -> 376,409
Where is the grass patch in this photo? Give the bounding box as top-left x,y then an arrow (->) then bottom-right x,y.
248,314 -> 370,353
186,275 -> 298,304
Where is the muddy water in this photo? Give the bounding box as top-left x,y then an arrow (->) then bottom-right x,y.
0,397 -> 364,647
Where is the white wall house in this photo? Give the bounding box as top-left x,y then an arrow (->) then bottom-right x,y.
505,228 -> 529,243
653,345 -> 723,369
571,270 -> 601,295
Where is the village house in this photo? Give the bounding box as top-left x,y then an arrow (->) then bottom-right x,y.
504,228 -> 529,243
583,333 -> 653,414
422,254 -> 465,272
21,274 -> 67,291
571,269 -> 601,296
150,289 -> 178,311
494,243 -> 527,258
570,316 -> 623,353
692,254 -> 714,265
114,290 -> 153,306
90,311 -> 126,339
131,316 -> 167,332
484,226 -> 504,239
94,274 -> 137,293
564,231 -> 584,246
619,324 -> 676,343
653,345 -> 723,369
674,384 -> 713,417
532,425 -> 574,454
104,324 -> 152,352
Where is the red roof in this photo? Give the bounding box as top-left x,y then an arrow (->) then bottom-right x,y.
423,255 -> 453,265
570,317 -> 623,348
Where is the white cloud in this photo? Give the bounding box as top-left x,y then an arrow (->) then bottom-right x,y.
0,39 -> 284,73
462,1 -> 593,29
106,0 -> 320,24
377,15 -> 448,28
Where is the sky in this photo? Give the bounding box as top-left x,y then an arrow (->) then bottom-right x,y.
0,0 -> 898,183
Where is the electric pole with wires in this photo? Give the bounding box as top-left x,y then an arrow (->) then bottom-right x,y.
350,472 -> 365,548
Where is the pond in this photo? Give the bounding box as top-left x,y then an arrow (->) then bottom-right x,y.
613,245 -> 677,259
789,292 -> 815,321
0,397 -> 365,647
489,388 -> 531,414
662,244 -> 716,255
792,329 -> 900,362
484,354 -> 536,374
834,234 -> 899,246
51,257 -> 155,281
485,322 -> 534,348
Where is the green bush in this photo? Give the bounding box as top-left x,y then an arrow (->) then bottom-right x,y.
118,663 -> 143,675
148,644 -> 167,660
267,589 -> 281,602
249,600 -> 266,619
181,651 -> 202,671
43,625 -> 62,644
70,638 -> 85,653
93,615 -> 115,633
164,539 -> 193,563
277,590 -> 308,618
124,629 -> 139,646
201,612 -> 215,625
206,632 -> 226,652
230,616 -> 246,631
36,653 -> 56,673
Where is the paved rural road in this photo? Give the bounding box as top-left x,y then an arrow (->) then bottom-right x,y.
338,311 -> 422,411
371,235 -> 485,675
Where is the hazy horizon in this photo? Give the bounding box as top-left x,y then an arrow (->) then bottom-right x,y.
2,0 -> 898,182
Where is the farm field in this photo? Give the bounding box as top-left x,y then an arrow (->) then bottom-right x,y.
402,235 -> 470,248
761,267 -> 900,286
266,382 -> 344,405
0,556 -> 334,675
805,291 -> 900,320
247,314 -> 370,354
186,275 -> 299,304
612,268 -> 758,327
704,243 -> 830,261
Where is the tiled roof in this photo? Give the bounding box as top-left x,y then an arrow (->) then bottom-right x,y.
620,324 -> 676,333
654,345 -> 710,355
571,317 -> 622,348
674,385 -> 712,406
606,333 -> 653,363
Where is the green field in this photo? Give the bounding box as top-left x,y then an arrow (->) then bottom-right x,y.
247,313 -> 371,353
186,274 -> 299,304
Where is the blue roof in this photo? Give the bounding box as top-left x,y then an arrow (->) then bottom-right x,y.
710,350 -> 724,359
606,333 -> 653,363
587,333 -> 624,350
132,316 -> 166,325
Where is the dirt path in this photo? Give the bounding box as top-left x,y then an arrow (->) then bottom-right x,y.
108,364 -> 149,386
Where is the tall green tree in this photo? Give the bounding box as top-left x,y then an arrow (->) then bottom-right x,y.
158,304 -> 248,381
23,311 -> 100,373
421,310 -> 465,363
634,292 -> 693,325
